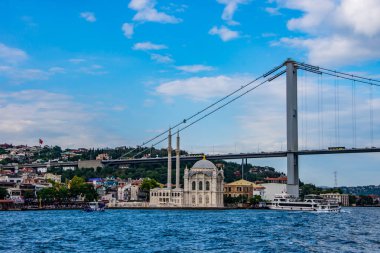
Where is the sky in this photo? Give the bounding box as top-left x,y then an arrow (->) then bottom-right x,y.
1,0 -> 380,186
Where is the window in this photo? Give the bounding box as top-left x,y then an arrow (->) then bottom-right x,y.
199,195 -> 202,204
192,195 -> 196,204
206,195 -> 209,204
206,181 -> 210,191
192,181 -> 196,190
199,181 -> 203,190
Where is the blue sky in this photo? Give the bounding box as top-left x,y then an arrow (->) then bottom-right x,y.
1,0 -> 380,186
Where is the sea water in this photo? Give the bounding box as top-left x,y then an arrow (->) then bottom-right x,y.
1,208 -> 379,252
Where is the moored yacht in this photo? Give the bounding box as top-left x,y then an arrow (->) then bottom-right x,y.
83,202 -> 106,212
267,193 -> 341,212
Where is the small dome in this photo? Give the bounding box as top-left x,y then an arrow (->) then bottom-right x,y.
191,159 -> 216,169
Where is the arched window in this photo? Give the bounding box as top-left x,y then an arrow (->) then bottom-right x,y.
192,181 -> 196,190
192,195 -> 196,204
199,195 -> 202,204
206,195 -> 209,204
206,181 -> 210,191
199,181 -> 203,190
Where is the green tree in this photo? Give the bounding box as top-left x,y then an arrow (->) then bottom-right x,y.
23,190 -> 36,204
80,184 -> 98,202
349,195 -> 357,205
140,178 -> 160,192
37,188 -> 57,204
0,187 -> 9,199
249,195 -> 262,205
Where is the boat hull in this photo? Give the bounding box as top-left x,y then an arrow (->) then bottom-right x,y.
268,205 -> 341,212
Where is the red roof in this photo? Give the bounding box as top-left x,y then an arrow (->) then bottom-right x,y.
265,177 -> 287,181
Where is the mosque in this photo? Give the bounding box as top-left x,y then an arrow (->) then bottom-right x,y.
149,130 -> 224,208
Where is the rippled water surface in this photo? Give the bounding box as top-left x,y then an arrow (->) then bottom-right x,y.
1,208 -> 380,252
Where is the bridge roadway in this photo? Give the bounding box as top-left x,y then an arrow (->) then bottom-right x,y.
1,147 -> 379,169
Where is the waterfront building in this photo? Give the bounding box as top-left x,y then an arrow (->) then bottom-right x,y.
264,177 -> 287,184
183,159 -> 224,208
259,177 -> 287,201
320,193 -> 349,206
224,179 -> 264,199
149,130 -> 224,208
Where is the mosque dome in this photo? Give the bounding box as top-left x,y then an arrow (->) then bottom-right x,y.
191,159 -> 217,170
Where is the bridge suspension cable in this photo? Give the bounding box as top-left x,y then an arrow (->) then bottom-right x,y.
119,63 -> 285,159
296,62 -> 380,87
297,61 -> 378,149
131,70 -> 286,158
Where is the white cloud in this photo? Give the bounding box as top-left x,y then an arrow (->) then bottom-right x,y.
209,26 -> 240,41
111,105 -> 127,111
80,12 -> 96,22
48,67 -> 65,74
175,65 -> 215,73
68,58 -> 86,64
0,66 -> 50,82
121,23 -> 134,39
217,0 -> 248,25
265,7 -> 281,16
274,0 -> 380,66
78,64 -> 108,75
150,53 -> 173,63
128,0 -> 181,24
280,36 -> 380,66
0,90 -> 127,148
133,42 -> 167,51
0,43 -> 27,64
155,75 -> 249,101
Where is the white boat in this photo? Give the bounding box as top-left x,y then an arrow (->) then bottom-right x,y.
83,202 -> 106,212
267,193 -> 341,212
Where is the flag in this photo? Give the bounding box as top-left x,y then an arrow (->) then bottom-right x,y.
39,138 -> 43,145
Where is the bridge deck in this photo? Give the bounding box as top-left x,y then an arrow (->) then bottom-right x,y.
1,148 -> 379,169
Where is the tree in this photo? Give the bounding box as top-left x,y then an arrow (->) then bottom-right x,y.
349,195 -> 357,205
80,184 -> 98,202
140,178 -> 160,192
37,188 -> 57,204
249,195 -> 262,205
0,187 -> 8,199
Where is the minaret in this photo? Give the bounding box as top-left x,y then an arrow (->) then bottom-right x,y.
167,128 -> 172,189
176,131 -> 180,188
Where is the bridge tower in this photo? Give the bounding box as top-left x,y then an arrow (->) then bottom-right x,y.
285,59 -> 299,197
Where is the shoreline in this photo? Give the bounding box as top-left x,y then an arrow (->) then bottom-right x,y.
1,206 -> 379,211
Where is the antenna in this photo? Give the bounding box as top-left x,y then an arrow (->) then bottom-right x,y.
334,171 -> 337,188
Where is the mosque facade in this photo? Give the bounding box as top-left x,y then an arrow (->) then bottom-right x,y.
149,130 -> 224,208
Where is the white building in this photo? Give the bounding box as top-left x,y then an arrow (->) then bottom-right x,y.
149,130 -> 224,208
320,193 -> 349,206
183,159 -> 224,208
260,183 -> 287,201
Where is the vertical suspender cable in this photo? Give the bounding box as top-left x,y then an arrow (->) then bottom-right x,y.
300,70 -> 304,149
334,72 -> 338,146
351,79 -> 355,148
337,77 -> 340,146
317,74 -> 320,149
305,70 -> 308,149
353,80 -> 357,147
370,84 -> 374,147
321,73 -> 325,148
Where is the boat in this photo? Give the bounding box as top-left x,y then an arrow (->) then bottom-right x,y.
267,193 -> 341,212
83,202 -> 106,212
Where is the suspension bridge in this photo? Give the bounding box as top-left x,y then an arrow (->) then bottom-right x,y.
4,59 -> 379,196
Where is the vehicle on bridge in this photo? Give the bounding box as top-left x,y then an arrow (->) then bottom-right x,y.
328,146 -> 346,151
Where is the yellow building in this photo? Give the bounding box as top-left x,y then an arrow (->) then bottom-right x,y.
224,179 -> 264,199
